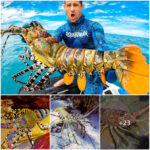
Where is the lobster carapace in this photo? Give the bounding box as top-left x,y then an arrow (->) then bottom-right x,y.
101,105 -> 149,148
1,108 -> 50,149
1,21 -> 149,94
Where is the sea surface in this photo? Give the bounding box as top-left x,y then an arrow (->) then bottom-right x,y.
1,31 -> 149,94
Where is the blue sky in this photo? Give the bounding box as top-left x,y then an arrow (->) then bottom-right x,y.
1,1 -> 149,38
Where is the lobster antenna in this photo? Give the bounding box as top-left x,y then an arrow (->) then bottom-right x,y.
83,105 -> 99,118
132,105 -> 149,118
1,33 -> 20,57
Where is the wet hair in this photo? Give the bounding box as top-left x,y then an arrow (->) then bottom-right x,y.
64,1 -> 83,6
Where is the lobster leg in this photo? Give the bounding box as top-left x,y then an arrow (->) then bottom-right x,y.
22,47 -> 37,63
27,61 -> 44,83
60,122 -> 65,138
18,47 -> 37,66
100,124 -> 108,135
18,56 -> 39,83
19,55 -> 32,67
2,128 -> 26,149
26,128 -> 35,146
74,118 -> 86,138
118,126 -> 137,138
35,68 -> 55,90
18,47 -> 35,67
23,47 -> 32,57
12,64 -> 37,85
6,128 -> 35,148
28,70 -> 36,83
114,127 -> 129,146
69,123 -> 80,144
80,123 -> 86,138
24,64 -> 47,91
66,123 -> 72,142
26,67 -> 55,91
18,47 -> 39,82
109,126 -> 118,148
1,132 -> 16,149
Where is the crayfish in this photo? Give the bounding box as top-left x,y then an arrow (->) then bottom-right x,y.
101,105 -> 149,148
1,21 -> 149,94
1,108 -> 50,149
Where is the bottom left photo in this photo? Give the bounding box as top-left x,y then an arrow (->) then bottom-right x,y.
1,95 -> 50,149
1,95 -> 149,149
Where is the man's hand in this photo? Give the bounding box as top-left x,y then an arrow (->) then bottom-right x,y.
53,78 -> 65,87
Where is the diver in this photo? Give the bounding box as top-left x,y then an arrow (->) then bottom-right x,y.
53,1 -> 118,94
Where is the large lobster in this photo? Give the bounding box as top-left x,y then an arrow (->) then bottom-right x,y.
1,21 -> 149,94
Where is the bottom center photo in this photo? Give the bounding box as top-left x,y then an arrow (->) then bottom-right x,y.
50,95 -> 100,149
1,95 -> 149,149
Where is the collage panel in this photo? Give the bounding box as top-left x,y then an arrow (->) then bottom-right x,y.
1,95 -> 50,149
50,95 -> 100,149
100,95 -> 149,149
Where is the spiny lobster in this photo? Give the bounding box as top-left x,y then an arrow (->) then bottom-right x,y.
51,102 -> 99,146
101,105 -> 149,148
1,108 -> 50,149
1,21 -> 149,94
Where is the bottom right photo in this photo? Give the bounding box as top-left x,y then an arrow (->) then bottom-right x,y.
100,95 -> 149,149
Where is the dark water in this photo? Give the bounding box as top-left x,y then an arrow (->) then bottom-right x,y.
1,31 -> 149,94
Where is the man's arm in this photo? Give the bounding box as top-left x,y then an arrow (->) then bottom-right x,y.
91,22 -> 109,51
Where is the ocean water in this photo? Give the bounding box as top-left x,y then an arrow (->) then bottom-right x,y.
1,31 -> 149,94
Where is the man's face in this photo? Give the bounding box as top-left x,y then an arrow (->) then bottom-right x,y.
64,1 -> 83,23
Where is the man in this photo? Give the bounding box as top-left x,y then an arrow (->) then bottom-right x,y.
54,1 -> 110,94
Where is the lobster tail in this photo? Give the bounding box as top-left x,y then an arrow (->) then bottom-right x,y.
115,44 -> 149,94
